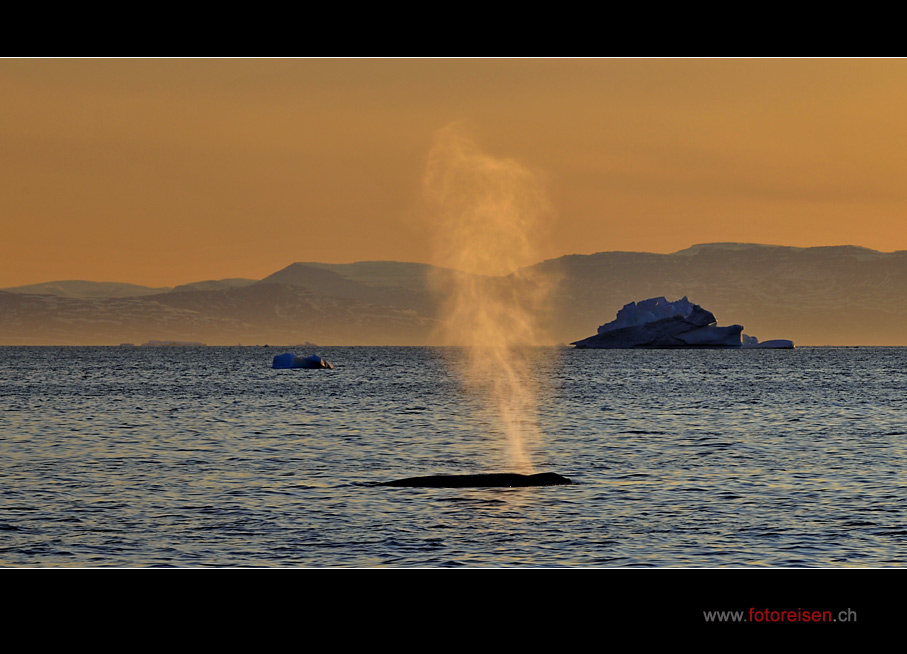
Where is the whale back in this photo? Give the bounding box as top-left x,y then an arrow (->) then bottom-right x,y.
377,472 -> 572,488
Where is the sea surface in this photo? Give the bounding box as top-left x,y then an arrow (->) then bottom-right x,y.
1,345 -> 905,568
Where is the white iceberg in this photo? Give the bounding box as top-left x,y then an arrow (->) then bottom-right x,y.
572,296 -> 745,349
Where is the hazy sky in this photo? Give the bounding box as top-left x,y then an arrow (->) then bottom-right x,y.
3,58 -> 906,287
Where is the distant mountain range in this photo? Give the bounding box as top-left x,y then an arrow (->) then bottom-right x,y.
2,243 -> 905,345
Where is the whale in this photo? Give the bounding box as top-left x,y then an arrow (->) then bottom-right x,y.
376,472 -> 573,488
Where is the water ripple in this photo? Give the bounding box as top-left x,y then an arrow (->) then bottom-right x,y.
1,345 -> 905,567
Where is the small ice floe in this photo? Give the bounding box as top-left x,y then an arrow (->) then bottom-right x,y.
742,334 -> 795,349
272,353 -> 334,369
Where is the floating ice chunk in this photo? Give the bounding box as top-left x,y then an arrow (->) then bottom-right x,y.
575,296 -> 735,348
755,339 -> 794,349
742,336 -> 794,349
575,296 -> 795,349
272,353 -> 334,369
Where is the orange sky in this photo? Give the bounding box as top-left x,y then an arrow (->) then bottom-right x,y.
2,58 -> 906,287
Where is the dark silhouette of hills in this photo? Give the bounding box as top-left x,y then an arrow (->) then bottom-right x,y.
1,280 -> 171,298
0,282 -> 436,345
259,261 -> 468,317
2,243 -> 905,345
169,278 -> 257,293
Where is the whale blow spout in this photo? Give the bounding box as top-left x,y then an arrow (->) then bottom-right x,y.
377,472 -> 573,488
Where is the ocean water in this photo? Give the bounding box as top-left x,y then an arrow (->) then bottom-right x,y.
1,345 -> 905,568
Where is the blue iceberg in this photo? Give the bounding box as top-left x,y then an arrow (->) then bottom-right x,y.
272,353 -> 334,369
